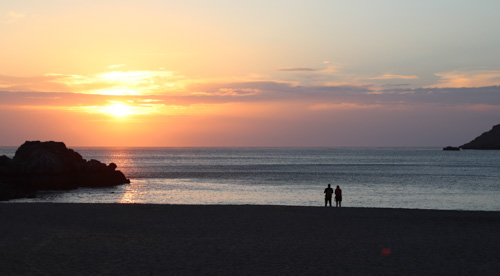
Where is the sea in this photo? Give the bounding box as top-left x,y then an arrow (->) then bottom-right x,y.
1,147 -> 499,211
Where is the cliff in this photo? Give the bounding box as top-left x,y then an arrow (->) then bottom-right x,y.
460,124 -> 500,150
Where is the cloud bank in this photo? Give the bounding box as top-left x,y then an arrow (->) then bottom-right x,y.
1,67 -> 499,147
1,83 -> 499,109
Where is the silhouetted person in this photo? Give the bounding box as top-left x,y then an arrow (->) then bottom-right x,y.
324,184 -> 333,207
335,185 -> 342,207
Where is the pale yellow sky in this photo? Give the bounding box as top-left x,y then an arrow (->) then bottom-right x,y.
1,0 -> 500,146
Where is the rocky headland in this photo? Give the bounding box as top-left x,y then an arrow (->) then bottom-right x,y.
460,124 -> 500,150
0,141 -> 130,200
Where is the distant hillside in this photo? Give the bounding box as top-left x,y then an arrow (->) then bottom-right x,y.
460,124 -> 500,149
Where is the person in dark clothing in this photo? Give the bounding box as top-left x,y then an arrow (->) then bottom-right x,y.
335,185 -> 342,207
324,184 -> 333,207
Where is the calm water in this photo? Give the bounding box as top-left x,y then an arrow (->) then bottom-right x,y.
2,147 -> 499,211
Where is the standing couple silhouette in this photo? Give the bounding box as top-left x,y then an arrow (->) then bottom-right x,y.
324,184 -> 342,207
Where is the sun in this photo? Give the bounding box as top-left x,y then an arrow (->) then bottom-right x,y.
104,103 -> 133,117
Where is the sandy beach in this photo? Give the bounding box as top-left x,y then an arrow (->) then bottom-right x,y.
1,203 -> 499,275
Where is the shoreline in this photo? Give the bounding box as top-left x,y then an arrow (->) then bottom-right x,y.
2,203 -> 499,275
3,201 -> 500,212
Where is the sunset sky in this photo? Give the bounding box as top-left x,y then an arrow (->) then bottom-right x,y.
1,0 -> 499,147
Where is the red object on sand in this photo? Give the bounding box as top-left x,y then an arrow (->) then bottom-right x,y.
382,248 -> 391,255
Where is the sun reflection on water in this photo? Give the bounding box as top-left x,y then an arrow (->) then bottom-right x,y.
118,179 -> 320,206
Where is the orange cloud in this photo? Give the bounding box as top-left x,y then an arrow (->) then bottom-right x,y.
428,70 -> 500,88
51,70 -> 184,95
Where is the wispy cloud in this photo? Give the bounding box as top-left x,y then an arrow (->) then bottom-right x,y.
1,70 -> 189,96
428,69 -> 500,88
278,65 -> 341,75
191,87 -> 262,97
0,74 -> 70,92
368,74 -> 419,80
4,11 -> 25,24
107,64 -> 126,69
278,68 -> 319,72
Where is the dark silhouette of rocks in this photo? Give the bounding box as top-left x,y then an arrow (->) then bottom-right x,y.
460,124 -> 500,150
0,141 -> 130,201
443,146 -> 460,151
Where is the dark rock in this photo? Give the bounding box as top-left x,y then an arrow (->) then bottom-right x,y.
460,124 -> 500,150
0,155 -> 23,174
83,159 -> 109,173
0,176 -> 37,200
443,146 -> 460,151
13,141 -> 85,174
0,141 -> 130,201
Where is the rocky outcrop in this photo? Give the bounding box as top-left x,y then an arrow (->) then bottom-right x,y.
460,124 -> 500,150
0,141 -> 130,201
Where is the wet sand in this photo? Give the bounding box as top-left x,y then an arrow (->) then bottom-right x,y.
1,203 -> 499,275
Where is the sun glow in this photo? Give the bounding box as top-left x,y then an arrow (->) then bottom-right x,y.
105,103 -> 134,117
